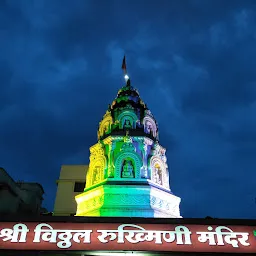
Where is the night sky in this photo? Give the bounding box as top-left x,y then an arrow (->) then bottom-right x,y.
1,0 -> 256,219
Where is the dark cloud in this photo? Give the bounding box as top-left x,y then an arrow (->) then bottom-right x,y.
0,0 -> 256,218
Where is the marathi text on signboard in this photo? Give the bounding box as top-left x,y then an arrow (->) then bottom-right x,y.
0,222 -> 256,253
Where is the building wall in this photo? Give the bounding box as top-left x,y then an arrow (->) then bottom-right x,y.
18,183 -> 44,214
53,165 -> 88,216
0,188 -> 20,213
0,167 -> 44,215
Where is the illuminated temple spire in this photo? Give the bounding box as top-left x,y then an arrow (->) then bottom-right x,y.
122,55 -> 130,84
75,57 -> 181,218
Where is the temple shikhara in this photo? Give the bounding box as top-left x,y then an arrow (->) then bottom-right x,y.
75,57 -> 181,218
0,57 -> 255,256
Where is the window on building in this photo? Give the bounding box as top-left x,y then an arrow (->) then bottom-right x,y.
74,182 -> 85,192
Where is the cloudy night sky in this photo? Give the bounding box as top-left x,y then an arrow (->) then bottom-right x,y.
1,0 -> 256,219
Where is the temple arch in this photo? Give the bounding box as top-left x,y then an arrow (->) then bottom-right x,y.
143,116 -> 157,138
114,152 -> 142,179
98,112 -> 113,139
86,156 -> 106,188
149,156 -> 169,189
117,111 -> 138,129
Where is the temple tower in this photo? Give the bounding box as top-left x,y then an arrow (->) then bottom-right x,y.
75,57 -> 181,218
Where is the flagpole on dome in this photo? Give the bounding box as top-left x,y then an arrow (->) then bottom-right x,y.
121,55 -> 130,86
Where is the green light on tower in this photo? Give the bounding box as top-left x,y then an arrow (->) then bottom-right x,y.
75,57 -> 181,218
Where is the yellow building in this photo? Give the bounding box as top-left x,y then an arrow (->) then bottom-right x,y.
53,165 -> 88,216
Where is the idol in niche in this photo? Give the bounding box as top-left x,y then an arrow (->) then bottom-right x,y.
121,160 -> 135,178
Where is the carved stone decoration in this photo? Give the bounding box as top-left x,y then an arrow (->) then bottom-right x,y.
117,110 -> 138,129
124,119 -> 132,129
86,157 -> 106,187
150,156 -> 170,190
152,143 -> 163,157
121,160 -> 135,178
123,134 -> 133,144
153,163 -> 162,185
76,194 -> 104,215
143,116 -> 157,138
115,152 -> 142,179
103,137 -> 115,178
145,109 -> 152,116
104,193 -> 149,206
120,137 -> 135,152
98,111 -> 113,139
87,143 -> 107,188
90,142 -> 105,158
140,137 -> 153,178
92,165 -> 102,185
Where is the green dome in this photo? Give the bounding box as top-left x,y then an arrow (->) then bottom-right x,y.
98,80 -> 159,141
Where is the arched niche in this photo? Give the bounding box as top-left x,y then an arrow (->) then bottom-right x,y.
114,152 -> 142,179
86,156 -> 106,188
98,113 -> 113,139
143,116 -> 157,138
117,111 -> 138,129
149,156 -> 169,189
